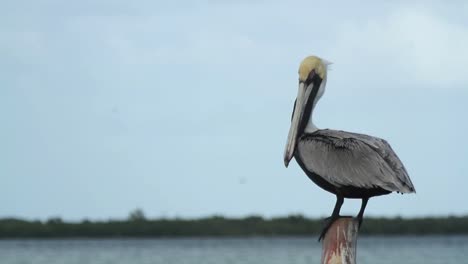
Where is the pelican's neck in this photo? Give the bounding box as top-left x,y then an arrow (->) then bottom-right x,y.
304,76 -> 326,134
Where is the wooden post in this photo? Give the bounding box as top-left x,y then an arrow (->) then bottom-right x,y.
321,217 -> 359,264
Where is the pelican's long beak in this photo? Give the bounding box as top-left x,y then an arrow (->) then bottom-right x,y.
284,82 -> 313,167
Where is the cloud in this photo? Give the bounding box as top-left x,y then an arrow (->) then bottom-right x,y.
1,0 -> 468,219
330,6 -> 468,89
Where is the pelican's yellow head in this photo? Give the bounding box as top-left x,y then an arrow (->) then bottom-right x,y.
298,56 -> 327,82
284,55 -> 330,167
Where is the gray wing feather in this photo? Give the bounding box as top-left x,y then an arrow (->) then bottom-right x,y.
297,129 -> 415,193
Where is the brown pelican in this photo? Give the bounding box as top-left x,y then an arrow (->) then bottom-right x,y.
284,55 -> 416,241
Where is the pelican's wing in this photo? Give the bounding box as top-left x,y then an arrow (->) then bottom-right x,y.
296,129 -> 415,193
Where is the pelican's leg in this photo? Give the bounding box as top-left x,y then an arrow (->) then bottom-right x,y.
318,195 -> 344,241
357,197 -> 369,228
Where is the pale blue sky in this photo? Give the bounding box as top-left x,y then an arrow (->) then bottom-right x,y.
1,0 -> 468,221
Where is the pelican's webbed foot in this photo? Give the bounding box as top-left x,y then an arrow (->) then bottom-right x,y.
319,195 -> 345,242
357,215 -> 364,228
318,215 -> 339,242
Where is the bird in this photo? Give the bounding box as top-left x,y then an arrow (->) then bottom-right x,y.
283,55 -> 415,241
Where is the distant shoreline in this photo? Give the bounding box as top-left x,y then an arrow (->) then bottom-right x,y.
1,215 -> 468,238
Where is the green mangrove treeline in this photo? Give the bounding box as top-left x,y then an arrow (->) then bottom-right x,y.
1,214 -> 468,238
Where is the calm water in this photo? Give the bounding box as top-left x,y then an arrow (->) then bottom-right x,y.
1,236 -> 467,264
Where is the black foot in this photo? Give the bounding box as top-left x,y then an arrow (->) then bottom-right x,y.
357,215 -> 363,229
318,216 -> 340,242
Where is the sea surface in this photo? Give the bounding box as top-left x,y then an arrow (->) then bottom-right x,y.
1,236 -> 467,264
